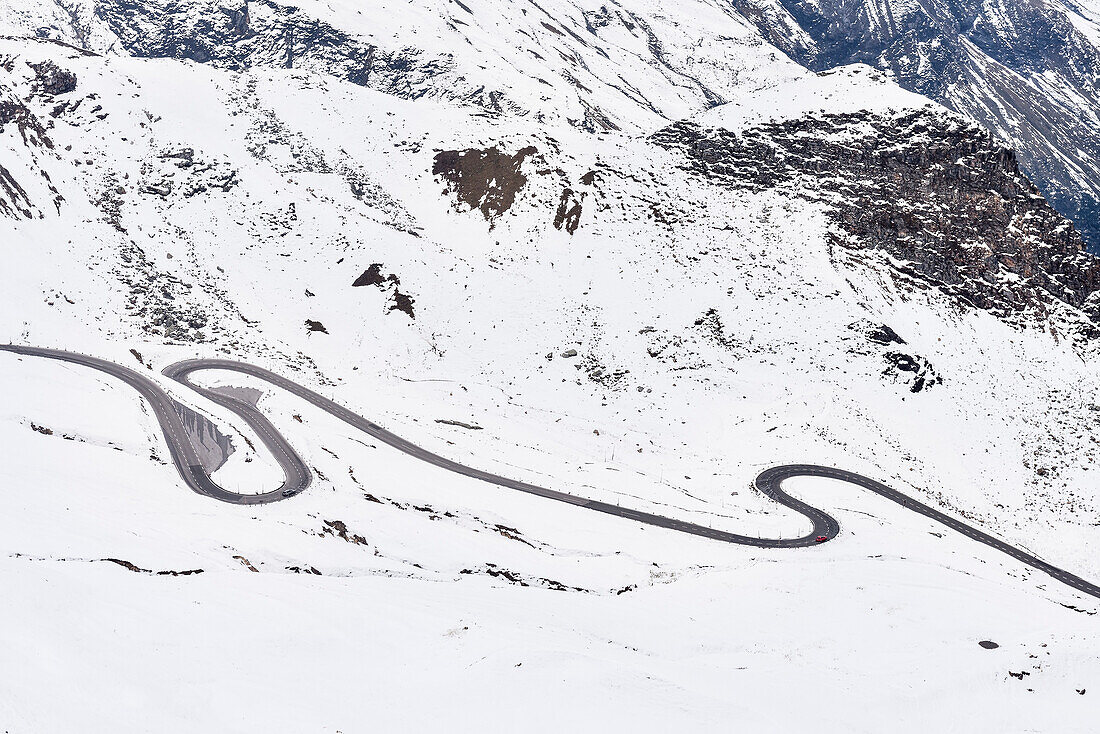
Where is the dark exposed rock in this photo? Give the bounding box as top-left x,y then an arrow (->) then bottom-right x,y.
579,353 -> 629,389
93,174 -> 126,231
160,147 -> 194,163
432,145 -> 537,226
305,319 -> 328,333
494,524 -> 535,548
28,60 -> 77,96
142,182 -> 172,197
732,0 -> 1100,253
90,0 -> 460,103
883,352 -> 942,393
352,263 -> 394,288
0,87 -> 52,149
435,418 -> 483,430
116,241 -> 217,342
227,1 -> 250,35
867,325 -> 906,346
102,558 -> 204,575
694,308 -> 740,349
653,109 -> 1100,333
459,563 -> 588,592
139,147 -> 238,199
17,37 -> 100,58
553,187 -> 583,234
0,163 -> 37,219
390,290 -> 415,318
322,519 -> 368,545
335,159 -> 419,233
352,263 -> 414,318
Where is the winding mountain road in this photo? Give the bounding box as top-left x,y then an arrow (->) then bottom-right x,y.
4,344 -> 1099,599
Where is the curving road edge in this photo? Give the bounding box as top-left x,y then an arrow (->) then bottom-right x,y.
4,344 -> 1099,600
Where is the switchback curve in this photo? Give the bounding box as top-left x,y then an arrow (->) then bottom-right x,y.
3,344 -> 1098,600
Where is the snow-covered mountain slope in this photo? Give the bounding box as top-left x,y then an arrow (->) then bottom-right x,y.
732,0 -> 1100,254
8,0 -> 1100,248
0,0 -> 808,133
10,0 -> 1099,256
2,2 -> 1100,730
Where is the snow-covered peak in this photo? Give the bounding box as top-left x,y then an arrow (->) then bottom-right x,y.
693,63 -> 936,132
732,0 -> 1100,252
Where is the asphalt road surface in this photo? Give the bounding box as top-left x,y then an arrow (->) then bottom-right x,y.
4,344 -> 1098,599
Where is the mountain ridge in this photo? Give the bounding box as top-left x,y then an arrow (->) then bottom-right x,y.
732,0 -> 1100,253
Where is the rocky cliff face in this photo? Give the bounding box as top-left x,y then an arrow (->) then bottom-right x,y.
653,107 -> 1100,334
0,49 -> 67,218
88,0 -> 469,103
732,0 -> 1100,254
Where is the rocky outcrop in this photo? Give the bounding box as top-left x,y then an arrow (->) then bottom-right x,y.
0,162 -> 36,218
87,0 -> 466,103
116,241 -> 214,342
653,109 -> 1100,331
553,187 -> 583,234
352,263 -> 395,289
0,84 -> 52,148
432,146 -> 537,227
352,263 -> 415,318
1,67 -> 66,218
28,60 -> 77,96
883,352 -> 942,393
732,0 -> 1100,253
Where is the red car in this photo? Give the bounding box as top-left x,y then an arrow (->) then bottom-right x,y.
815,535 -> 829,543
